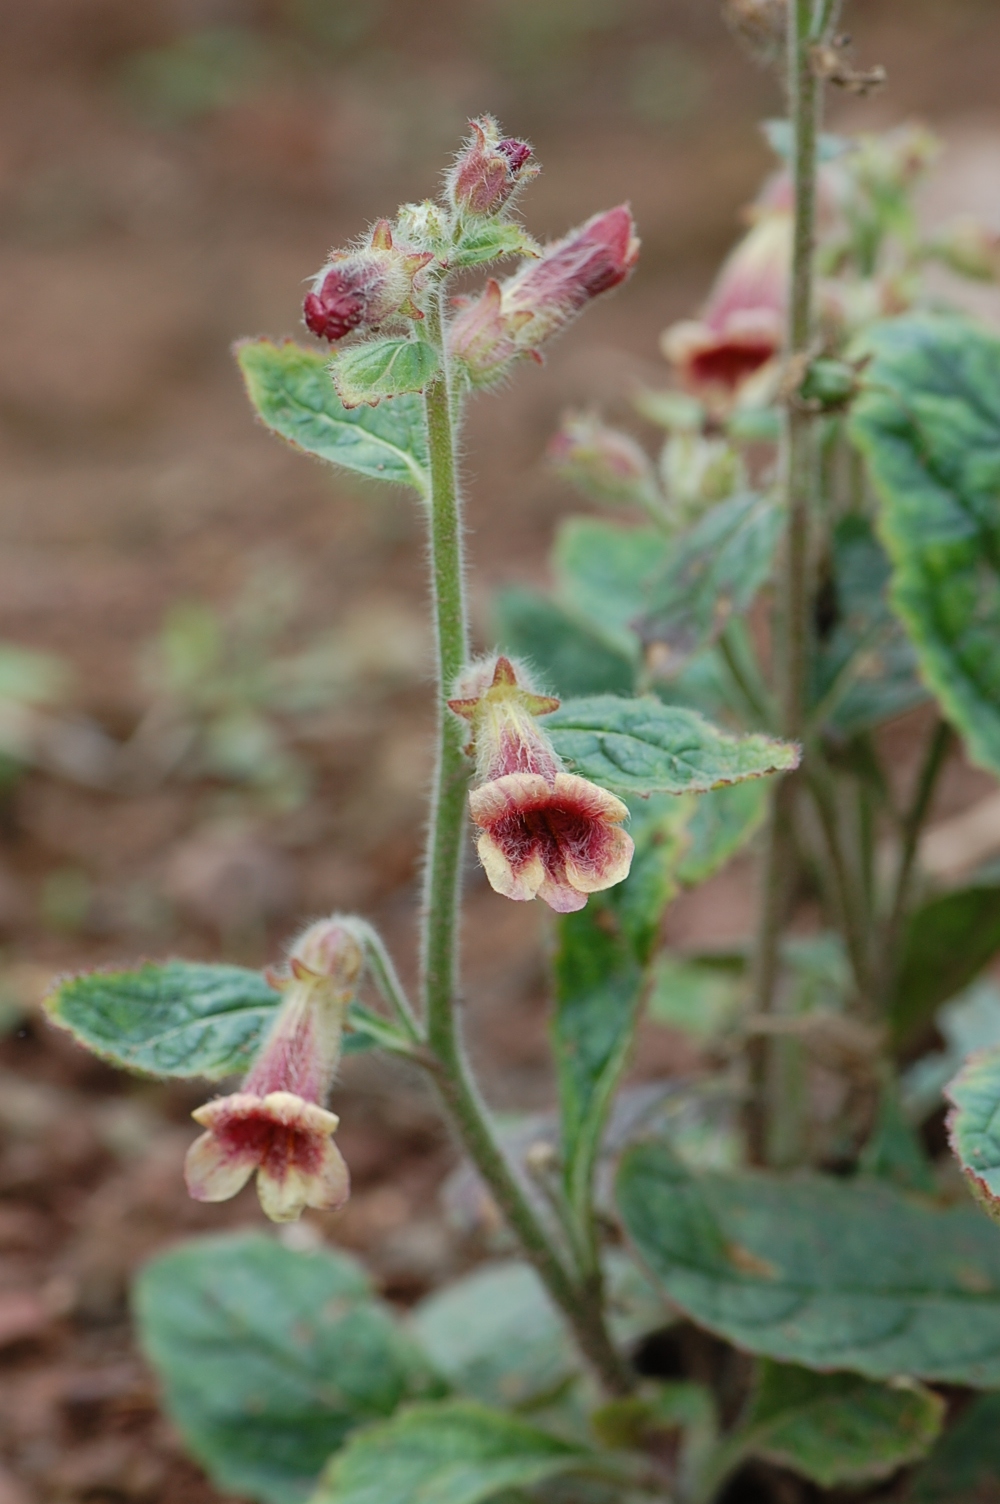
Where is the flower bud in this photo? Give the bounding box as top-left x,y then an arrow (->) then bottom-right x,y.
547,413 -> 659,511
928,216 -> 1000,283
447,116 -> 537,218
662,210 -> 789,395
449,206 -> 639,385
185,917 -> 364,1222
660,432 -> 745,519
303,220 -> 433,343
449,656 -> 633,912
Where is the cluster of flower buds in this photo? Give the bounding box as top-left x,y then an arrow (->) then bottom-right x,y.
303,220 -> 433,344
447,115 -> 538,218
185,918 -> 364,1222
547,412 -> 660,511
449,206 -> 640,386
449,656 -> 633,913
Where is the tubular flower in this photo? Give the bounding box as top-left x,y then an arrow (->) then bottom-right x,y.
449,656 -> 633,913
447,116 -> 537,217
303,219 -> 433,343
449,205 -> 639,385
662,209 -> 790,395
184,918 -> 363,1222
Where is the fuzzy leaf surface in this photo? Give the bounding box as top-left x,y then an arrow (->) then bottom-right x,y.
493,587 -> 636,698
236,339 -> 428,492
635,493 -> 782,671
554,518 -> 669,659
46,961 -> 380,1079
946,1043 -> 1000,1222
733,1362 -> 943,1488
450,220 -> 539,269
310,1401 -> 598,1504
675,780 -> 769,886
617,1142 -> 1000,1385
546,695 -> 799,796
47,961 -> 282,1079
553,795 -> 687,1219
331,337 -> 439,409
909,1391 -> 1000,1501
892,883 -> 1000,1045
850,313 -> 1000,775
135,1234 -> 441,1504
410,1254 -> 661,1412
811,515 -> 928,735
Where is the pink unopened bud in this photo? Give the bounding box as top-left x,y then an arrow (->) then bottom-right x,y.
449,206 -> 639,385
548,413 -> 658,509
662,210 -> 790,395
448,116 -> 537,217
303,220 -> 433,344
184,917 -> 364,1222
449,656 -> 633,913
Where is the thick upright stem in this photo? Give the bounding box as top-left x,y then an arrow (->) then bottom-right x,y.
747,0 -> 822,1158
419,288 -> 634,1398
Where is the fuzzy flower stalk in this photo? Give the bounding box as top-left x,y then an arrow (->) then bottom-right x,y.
449,657 -> 634,912
449,206 -> 639,385
185,918 -> 363,1222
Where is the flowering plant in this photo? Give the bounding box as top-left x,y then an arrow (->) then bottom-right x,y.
41,10 -> 1000,1503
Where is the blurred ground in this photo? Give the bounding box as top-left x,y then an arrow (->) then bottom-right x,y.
1,1 -> 1000,1499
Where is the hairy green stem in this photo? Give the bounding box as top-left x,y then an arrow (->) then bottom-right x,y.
879,718 -> 952,1006
747,0 -> 823,1159
419,288 -> 635,1398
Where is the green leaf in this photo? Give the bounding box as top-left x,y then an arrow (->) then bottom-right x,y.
646,955 -> 742,1041
45,960 -> 386,1078
729,1361 -> 943,1489
635,493 -> 782,673
450,221 -> 539,269
850,313 -> 1000,776
859,1079 -> 936,1195
553,519 -> 669,660
493,588 -> 636,699
310,1401 -> 600,1504
236,339 -> 429,493
134,1233 -> 441,1504
909,1391 -> 1000,1502
411,1255 -> 663,1414
892,883 -> 1000,1045
46,961 -> 282,1079
617,1141 -> 1000,1385
674,780 -> 769,886
553,796 -> 688,1216
331,337 -> 439,410
812,515 -> 928,736
545,695 -> 799,797
946,1043 -> 1000,1222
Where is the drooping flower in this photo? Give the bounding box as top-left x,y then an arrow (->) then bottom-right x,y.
447,116 -> 537,217
449,657 -> 633,913
184,918 -> 363,1222
661,208 -> 790,395
449,206 -> 639,385
303,220 -> 433,343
